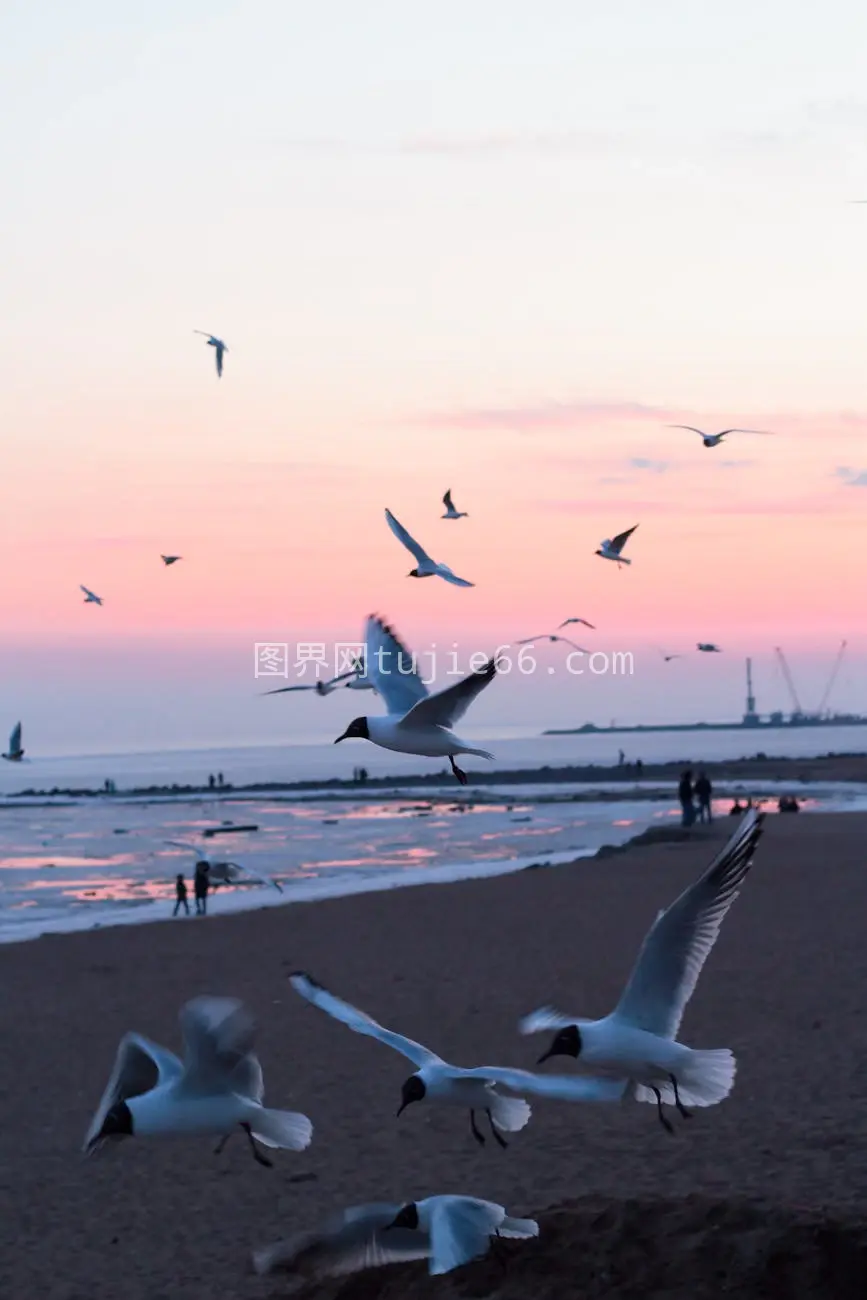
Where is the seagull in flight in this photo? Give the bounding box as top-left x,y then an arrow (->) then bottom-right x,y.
2,722 -> 24,762
194,331 -> 228,377
333,616 -> 497,784
253,1196 -> 538,1280
520,810 -> 765,1133
80,585 -> 103,605
161,555 -> 182,566
261,667 -> 360,698
595,525 -> 638,567
514,633 -> 590,653
290,972 -> 626,1148
558,617 -> 596,631
385,510 -> 474,587
83,996 -> 312,1165
697,643 -> 722,653
441,489 -> 468,520
654,647 -> 681,662
164,841 -> 283,893
670,425 -> 772,449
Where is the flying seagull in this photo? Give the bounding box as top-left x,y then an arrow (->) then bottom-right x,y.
670,426 -> 772,449
80,585 -> 103,605
289,972 -> 626,1148
520,810 -> 765,1133
194,331 -> 228,377
333,616 -> 497,784
385,510 -> 474,587
441,490 -> 468,520
261,668 -> 360,698
253,1196 -> 538,1280
558,617 -> 596,630
2,722 -> 24,762
697,643 -> 722,653
83,996 -> 312,1165
656,648 -> 681,662
163,841 -> 283,893
595,525 -> 638,567
514,634 -> 590,653
161,555 -> 182,566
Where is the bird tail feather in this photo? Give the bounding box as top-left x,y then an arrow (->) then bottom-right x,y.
499,1216 -> 539,1239
461,747 -> 495,761
248,1107 -> 313,1150
635,1049 -> 736,1109
488,1091 -> 532,1132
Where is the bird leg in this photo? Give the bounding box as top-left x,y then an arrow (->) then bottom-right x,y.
490,1229 -> 508,1272
651,1086 -> 675,1135
469,1109 -> 486,1146
449,756 -> 468,785
213,1132 -> 232,1156
669,1073 -> 692,1120
241,1121 -> 273,1168
486,1108 -> 508,1148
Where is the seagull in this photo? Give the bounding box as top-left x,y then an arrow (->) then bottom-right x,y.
441,490 -> 468,520
2,722 -> 24,762
161,555 -> 182,566
261,668 -> 360,698
670,425 -> 772,448
253,1196 -> 538,1280
80,585 -> 103,605
83,996 -> 312,1165
520,810 -> 765,1133
289,971 -> 626,1149
514,634 -> 590,653
163,842 -> 283,893
655,648 -> 681,662
697,643 -> 722,653
558,617 -> 596,631
595,525 -> 638,567
194,331 -> 227,377
333,616 -> 497,784
385,509 -> 474,587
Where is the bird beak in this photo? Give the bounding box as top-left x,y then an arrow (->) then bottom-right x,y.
396,1102 -> 407,1117
334,728 -> 350,744
536,1049 -> 554,1065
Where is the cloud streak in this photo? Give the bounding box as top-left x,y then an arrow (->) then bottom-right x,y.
835,465 -> 867,486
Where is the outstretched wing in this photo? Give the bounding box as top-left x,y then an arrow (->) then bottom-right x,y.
252,1204 -> 426,1279
443,489 -> 454,511
609,524 -> 638,554
400,659 -> 496,730
669,425 -> 707,439
365,615 -> 428,716
613,809 -> 765,1038
289,972 -> 442,1067
437,567 -> 474,587
460,1064 -> 628,1102
9,722 -> 21,754
558,617 -> 596,630
428,1198 -> 504,1275
384,509 -> 431,565
83,1032 -> 182,1151
178,996 -> 257,1093
517,1006 -> 578,1036
260,685 -> 314,695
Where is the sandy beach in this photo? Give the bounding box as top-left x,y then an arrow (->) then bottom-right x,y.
2,811 -> 867,1299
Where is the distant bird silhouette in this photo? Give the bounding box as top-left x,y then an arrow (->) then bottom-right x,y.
441,490 -> 468,520
655,648 -> 681,662
515,633 -> 590,653
194,331 -> 228,377
697,643 -> 722,653
161,555 -> 182,566
558,617 -> 596,630
670,426 -> 772,449
596,525 -> 638,567
80,585 -> 103,605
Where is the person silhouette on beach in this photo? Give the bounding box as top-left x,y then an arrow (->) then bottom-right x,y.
678,769 -> 695,827
193,861 -> 210,915
695,771 -> 713,823
173,873 -> 190,916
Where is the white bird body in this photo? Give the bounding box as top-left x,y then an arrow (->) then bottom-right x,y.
334,616 -> 497,783
441,489 -> 468,520
595,525 -> 638,566
84,997 -> 311,1163
385,509 -> 474,586
521,810 -> 765,1129
254,1195 -> 537,1279
289,971 -> 626,1149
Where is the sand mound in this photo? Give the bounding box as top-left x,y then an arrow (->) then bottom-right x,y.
275,1196 -> 867,1300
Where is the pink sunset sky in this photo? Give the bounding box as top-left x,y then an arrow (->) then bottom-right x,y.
2,1 -> 866,751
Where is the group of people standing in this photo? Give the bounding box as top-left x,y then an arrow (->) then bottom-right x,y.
678,769 -> 713,826
173,861 -> 211,916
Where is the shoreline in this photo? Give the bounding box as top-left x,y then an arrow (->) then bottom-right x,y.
3,811 -> 867,1299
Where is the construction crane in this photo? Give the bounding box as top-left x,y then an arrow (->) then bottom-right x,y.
817,640 -> 847,716
774,647 -> 804,719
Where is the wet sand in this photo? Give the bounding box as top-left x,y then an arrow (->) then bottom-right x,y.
2,812 -> 867,1298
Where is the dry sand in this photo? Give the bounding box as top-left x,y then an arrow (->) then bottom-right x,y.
2,812 -> 867,1298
